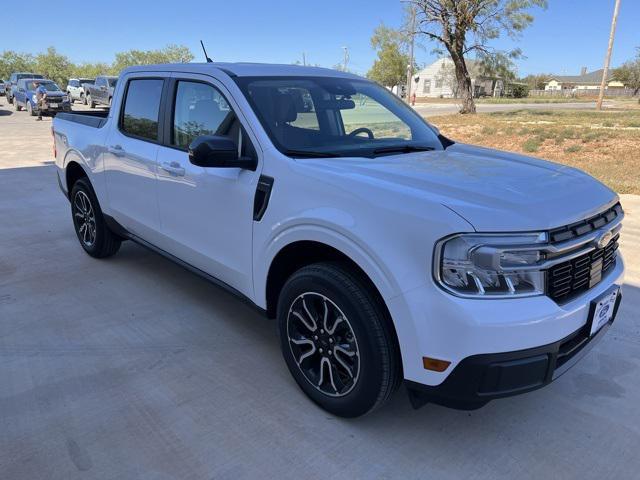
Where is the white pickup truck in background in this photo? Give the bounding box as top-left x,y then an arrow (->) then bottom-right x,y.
66,78 -> 95,104
52,63 -> 624,417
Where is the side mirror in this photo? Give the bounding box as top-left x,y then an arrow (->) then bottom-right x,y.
188,135 -> 257,171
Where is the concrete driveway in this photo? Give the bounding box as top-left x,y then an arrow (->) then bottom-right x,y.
1,97 -> 639,480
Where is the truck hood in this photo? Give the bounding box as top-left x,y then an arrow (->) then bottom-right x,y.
304,143 -> 617,232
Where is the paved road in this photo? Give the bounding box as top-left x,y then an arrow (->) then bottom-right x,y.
414,101 -> 607,117
1,97 -> 640,479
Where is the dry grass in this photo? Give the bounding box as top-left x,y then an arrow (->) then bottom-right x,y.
429,108 -> 640,194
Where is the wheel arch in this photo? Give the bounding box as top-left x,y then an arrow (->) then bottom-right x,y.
65,160 -> 89,199
265,239 -> 404,374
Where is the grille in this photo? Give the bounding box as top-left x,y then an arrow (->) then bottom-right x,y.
547,234 -> 619,302
549,203 -> 622,243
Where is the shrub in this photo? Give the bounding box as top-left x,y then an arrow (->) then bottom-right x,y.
523,137 -> 542,152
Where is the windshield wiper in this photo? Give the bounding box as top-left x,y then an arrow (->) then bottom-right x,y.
372,145 -> 435,156
283,149 -> 341,158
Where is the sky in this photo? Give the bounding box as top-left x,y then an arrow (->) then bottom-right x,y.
0,0 -> 638,77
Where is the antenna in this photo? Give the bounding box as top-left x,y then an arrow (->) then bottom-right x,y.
200,40 -> 213,63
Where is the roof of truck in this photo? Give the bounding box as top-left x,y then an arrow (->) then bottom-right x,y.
121,62 -> 362,80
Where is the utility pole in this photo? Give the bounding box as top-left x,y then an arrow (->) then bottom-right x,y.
341,46 -> 349,72
597,0 -> 622,110
405,5 -> 417,104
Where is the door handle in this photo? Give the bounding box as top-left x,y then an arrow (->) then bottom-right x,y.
161,161 -> 185,176
107,144 -> 125,157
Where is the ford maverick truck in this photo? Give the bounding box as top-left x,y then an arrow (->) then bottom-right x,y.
52,63 -> 624,417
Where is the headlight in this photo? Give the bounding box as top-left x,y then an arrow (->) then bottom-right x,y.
434,233 -> 548,297
32,94 -> 37,102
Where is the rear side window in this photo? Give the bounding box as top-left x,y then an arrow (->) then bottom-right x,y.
121,79 -> 163,141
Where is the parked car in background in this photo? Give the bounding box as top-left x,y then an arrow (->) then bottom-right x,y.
13,78 -> 71,116
52,63 -> 624,418
67,78 -> 95,103
0,79 -> 5,96
86,75 -> 117,107
5,72 -> 44,104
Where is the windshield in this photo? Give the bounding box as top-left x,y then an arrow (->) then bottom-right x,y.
108,78 -> 117,87
234,76 -> 443,158
28,81 -> 61,92
18,74 -> 43,81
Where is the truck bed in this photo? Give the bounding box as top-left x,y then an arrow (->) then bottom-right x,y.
55,110 -> 109,129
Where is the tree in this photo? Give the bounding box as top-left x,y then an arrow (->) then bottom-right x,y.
613,47 -> 640,97
520,73 -> 551,90
34,47 -> 73,88
0,51 -> 36,80
72,62 -> 113,79
112,44 -> 194,74
409,0 -> 546,113
367,24 -> 417,89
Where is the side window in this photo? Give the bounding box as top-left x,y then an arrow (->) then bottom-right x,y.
120,79 -> 163,141
172,81 -> 235,149
96,77 -> 104,87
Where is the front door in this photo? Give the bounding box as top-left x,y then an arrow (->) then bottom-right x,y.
104,77 -> 165,240
154,75 -> 260,296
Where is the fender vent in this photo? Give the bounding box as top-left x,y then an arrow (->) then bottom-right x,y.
253,175 -> 274,221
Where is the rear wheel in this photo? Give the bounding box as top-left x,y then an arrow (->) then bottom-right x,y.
87,94 -> 95,108
70,178 -> 122,258
277,262 -> 401,417
14,99 -> 20,111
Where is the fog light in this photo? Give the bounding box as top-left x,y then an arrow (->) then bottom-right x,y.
422,357 -> 451,372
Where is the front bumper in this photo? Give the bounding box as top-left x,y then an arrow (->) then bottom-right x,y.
405,290 -> 621,410
38,101 -> 71,114
387,255 -> 625,398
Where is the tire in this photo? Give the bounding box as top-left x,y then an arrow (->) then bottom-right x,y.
87,94 -> 95,108
70,178 -> 122,258
14,99 -> 21,111
277,262 -> 401,417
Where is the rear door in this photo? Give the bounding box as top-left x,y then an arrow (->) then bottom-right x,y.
153,73 -> 261,296
103,74 -> 167,241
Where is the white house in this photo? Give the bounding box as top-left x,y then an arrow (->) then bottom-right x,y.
544,68 -> 625,92
412,57 -> 504,99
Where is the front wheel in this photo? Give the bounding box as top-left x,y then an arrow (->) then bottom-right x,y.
14,99 -> 21,111
70,178 -> 122,258
277,262 -> 401,417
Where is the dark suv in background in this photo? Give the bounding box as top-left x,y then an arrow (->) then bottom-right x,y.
86,75 -> 117,107
5,72 -> 44,104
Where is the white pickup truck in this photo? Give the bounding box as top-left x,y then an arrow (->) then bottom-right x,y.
52,63 -> 624,417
